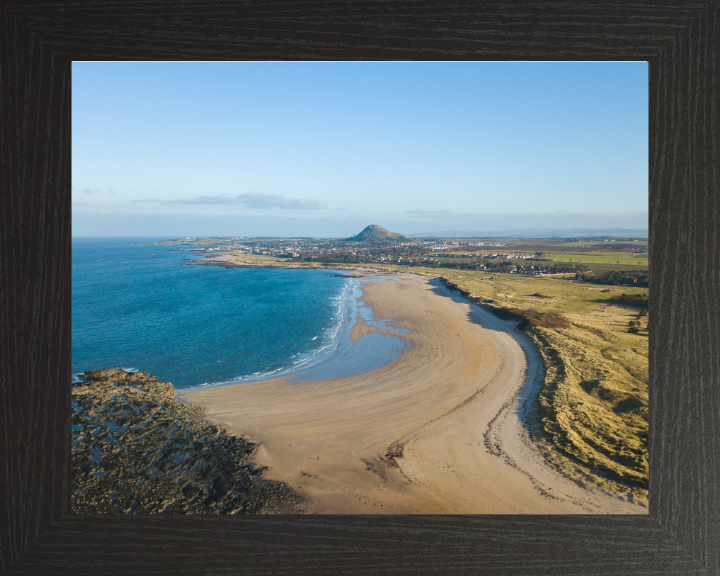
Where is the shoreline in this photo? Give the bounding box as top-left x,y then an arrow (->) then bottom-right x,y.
180,272 -> 646,514
180,269 -> 411,391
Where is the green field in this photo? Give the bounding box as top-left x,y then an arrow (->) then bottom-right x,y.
429,250 -> 648,271
558,240 -> 647,248
442,238 -> 647,248
558,262 -> 647,272
543,251 -> 648,266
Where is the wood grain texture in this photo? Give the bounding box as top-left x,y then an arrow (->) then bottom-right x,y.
1,1 -> 717,574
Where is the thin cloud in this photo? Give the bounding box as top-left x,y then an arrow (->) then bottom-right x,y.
404,209 -> 451,217
134,193 -> 327,210
79,187 -> 115,194
235,193 -> 327,210
171,195 -> 244,206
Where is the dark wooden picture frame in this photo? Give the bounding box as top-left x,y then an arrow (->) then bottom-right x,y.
1,2 -> 717,574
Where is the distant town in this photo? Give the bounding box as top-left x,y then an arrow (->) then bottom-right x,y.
148,225 -> 649,287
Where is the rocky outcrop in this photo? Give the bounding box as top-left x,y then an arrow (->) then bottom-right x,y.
72,369 -> 302,514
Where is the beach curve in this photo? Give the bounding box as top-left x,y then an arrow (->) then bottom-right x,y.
180,272 -> 645,514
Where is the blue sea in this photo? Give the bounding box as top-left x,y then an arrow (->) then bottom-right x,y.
72,237 -> 407,390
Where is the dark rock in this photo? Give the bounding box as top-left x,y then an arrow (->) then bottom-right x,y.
72,369 -> 303,514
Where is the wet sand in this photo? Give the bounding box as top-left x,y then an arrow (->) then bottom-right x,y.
180,272 -> 645,514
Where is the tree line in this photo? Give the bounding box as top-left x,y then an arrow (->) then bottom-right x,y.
577,270 -> 649,287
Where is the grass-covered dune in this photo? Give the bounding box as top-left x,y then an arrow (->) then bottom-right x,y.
354,264 -> 649,499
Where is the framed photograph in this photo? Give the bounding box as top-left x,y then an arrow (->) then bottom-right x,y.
2,2 -> 717,574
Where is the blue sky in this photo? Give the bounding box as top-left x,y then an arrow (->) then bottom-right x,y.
72,62 -> 648,237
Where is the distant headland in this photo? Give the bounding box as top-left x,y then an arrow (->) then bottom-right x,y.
342,224 -> 411,244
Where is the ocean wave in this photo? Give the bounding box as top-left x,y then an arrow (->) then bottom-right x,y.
188,276 -> 358,390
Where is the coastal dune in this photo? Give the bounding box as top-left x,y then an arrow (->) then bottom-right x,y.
181,274 -> 644,514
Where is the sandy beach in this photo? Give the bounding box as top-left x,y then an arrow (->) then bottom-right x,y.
180,272 -> 645,514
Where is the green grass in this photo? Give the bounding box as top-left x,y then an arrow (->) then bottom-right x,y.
562,262 -> 647,272
554,239 -> 648,248
421,254 -> 648,272
543,251 -> 648,266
